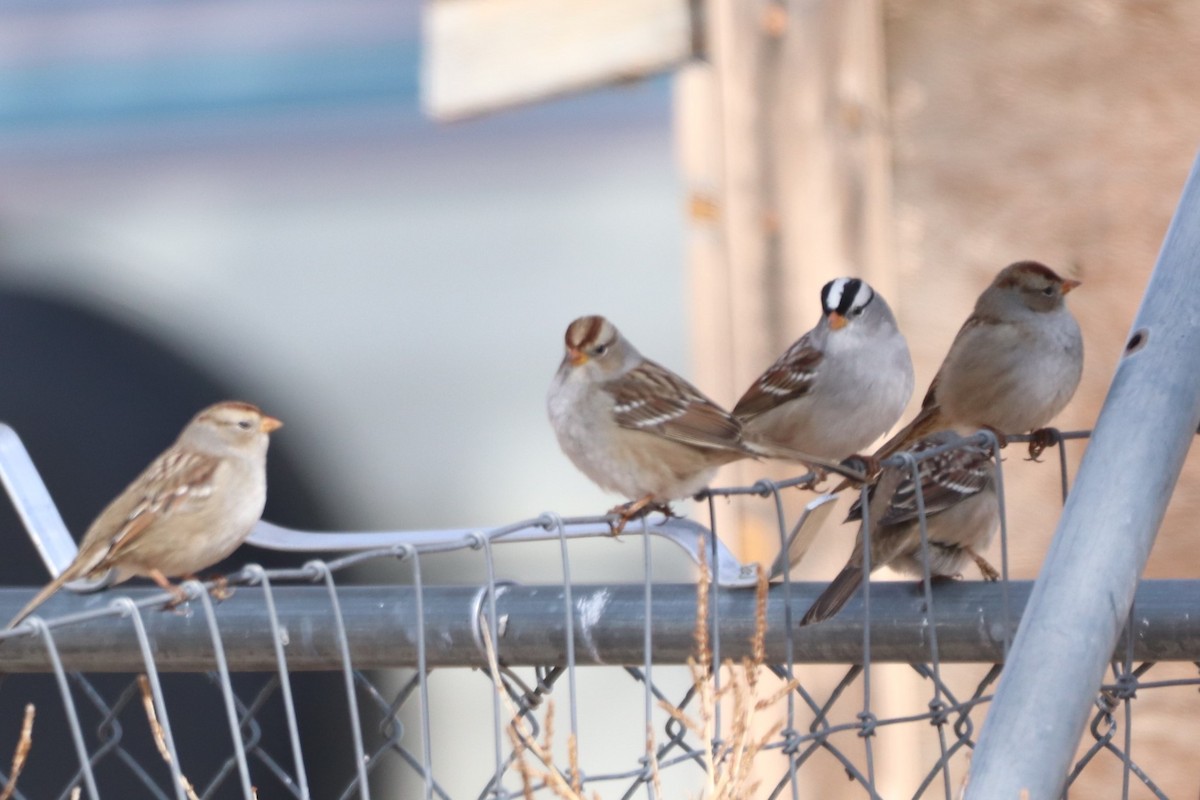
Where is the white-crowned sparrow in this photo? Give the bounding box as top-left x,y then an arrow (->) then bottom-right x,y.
8,401 -> 282,629
734,277 -> 914,459
801,432 -> 999,625
875,261 -> 1082,460
547,316 -> 861,528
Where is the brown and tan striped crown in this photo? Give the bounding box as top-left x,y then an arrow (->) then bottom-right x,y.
994,261 -> 1067,288
564,315 -> 617,352
193,401 -> 282,433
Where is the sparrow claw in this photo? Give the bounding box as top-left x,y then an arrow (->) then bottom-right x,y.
653,502 -> 677,518
982,426 -> 1009,449
844,453 -> 882,481
1025,427 -> 1058,462
150,569 -> 191,610
208,575 -> 235,602
159,575 -> 234,613
607,497 -> 671,535
161,585 -> 191,611
967,547 -> 1001,581
794,467 -> 829,492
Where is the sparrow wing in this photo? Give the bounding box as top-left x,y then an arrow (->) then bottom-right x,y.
732,335 -> 824,420
606,360 -> 745,453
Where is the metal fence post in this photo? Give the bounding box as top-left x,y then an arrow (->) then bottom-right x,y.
966,151 -> 1200,798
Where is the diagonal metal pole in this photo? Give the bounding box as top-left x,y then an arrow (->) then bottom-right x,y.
966,151 -> 1200,798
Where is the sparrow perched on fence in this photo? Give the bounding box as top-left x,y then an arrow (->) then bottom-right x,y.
801,432 -> 1000,626
733,277 -> 914,460
8,401 -> 282,629
547,315 -> 864,530
872,261 -> 1083,461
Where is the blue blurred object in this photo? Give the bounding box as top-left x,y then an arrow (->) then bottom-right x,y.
0,43 -> 417,126
0,0 -> 418,128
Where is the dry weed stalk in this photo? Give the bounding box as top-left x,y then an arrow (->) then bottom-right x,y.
645,722 -> 663,800
480,623 -> 599,800
659,551 -> 798,800
138,675 -> 202,800
479,546 -> 790,799
0,704 -> 34,800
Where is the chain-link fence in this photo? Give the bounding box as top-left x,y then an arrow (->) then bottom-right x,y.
0,421 -> 1196,799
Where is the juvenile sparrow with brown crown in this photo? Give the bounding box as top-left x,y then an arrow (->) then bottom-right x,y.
872,261 -> 1082,462
801,432 -> 999,625
547,316 -> 862,530
8,401 -> 282,629
734,277 -> 914,460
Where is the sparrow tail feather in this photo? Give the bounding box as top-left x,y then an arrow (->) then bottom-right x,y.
8,571 -> 79,630
800,565 -> 864,626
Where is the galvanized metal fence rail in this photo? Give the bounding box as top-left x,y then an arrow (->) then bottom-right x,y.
0,422 -> 1196,799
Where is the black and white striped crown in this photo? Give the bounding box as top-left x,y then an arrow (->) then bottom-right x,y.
820,277 -> 874,317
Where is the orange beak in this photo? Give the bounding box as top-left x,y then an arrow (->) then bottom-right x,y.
568,347 -> 588,367
260,415 -> 284,433
828,312 -> 847,330
1061,279 -> 1081,294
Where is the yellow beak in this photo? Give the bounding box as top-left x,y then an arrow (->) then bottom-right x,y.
1061,279 -> 1081,294
260,416 -> 284,433
568,347 -> 588,366
828,312 -> 847,330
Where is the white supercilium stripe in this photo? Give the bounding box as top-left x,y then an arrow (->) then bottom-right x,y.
824,278 -> 847,311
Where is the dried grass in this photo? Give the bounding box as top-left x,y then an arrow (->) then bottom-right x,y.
138,674 -> 202,800
481,544 -> 793,799
480,624 -> 600,800
660,553 -> 797,800
0,704 -> 34,800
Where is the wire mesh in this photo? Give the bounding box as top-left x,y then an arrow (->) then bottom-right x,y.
0,427 -> 1194,799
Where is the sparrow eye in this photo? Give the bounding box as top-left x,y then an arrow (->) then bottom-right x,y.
593,343 -> 608,356
237,420 -> 253,430
1042,286 -> 1055,296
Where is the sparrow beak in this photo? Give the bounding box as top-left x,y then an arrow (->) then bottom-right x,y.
1061,279 -> 1081,294
567,347 -> 588,367
828,312 -> 848,331
260,416 -> 284,433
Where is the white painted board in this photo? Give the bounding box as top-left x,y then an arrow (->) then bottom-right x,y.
422,0 -> 693,120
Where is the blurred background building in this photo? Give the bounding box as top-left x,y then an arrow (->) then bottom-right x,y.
0,1 -> 689,796
0,0 -> 1198,796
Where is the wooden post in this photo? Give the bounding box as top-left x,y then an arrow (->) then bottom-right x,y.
677,3 -> 906,795
677,0 -> 896,564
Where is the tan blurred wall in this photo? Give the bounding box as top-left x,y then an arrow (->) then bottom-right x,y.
888,0 -> 1200,578
888,3 -> 1200,795
685,0 -> 1200,795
